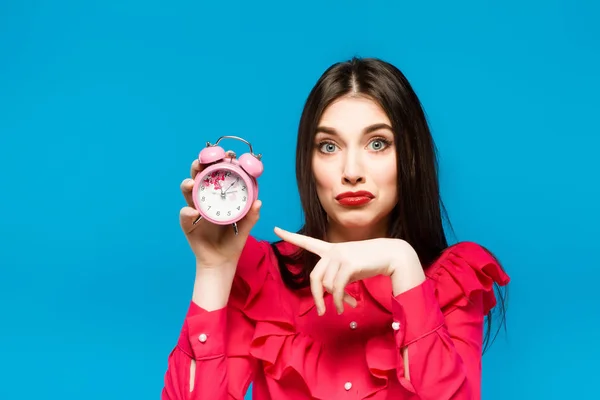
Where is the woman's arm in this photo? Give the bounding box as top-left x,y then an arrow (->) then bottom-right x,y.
162,264 -> 258,400
388,242 -> 509,399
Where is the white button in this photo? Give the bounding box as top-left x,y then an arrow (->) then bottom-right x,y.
198,333 -> 207,343
344,381 -> 352,391
349,321 -> 357,329
391,321 -> 400,331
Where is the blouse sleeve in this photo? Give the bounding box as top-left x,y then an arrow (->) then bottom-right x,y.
161,236 -> 268,400
390,241 -> 510,399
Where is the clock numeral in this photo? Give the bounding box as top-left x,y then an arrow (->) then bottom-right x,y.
227,211 -> 231,216
216,211 -> 220,216
241,186 -> 246,191
208,205 -> 212,210
201,196 -> 205,202
200,186 -> 205,191
242,196 -> 247,201
225,171 -> 231,177
237,206 -> 240,210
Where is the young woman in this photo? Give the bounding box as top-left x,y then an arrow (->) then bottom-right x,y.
162,57 -> 510,400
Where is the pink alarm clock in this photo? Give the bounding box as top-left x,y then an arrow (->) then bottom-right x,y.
192,135 -> 263,234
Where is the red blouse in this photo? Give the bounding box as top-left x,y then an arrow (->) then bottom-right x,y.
162,236 -> 510,400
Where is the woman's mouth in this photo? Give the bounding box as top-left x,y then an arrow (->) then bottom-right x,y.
335,191 -> 375,206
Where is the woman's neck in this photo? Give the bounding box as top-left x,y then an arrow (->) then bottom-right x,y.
325,218 -> 389,243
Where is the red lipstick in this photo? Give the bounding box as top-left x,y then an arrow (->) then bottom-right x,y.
335,190 -> 374,206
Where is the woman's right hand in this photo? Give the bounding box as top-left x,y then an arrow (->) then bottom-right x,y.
179,155 -> 262,271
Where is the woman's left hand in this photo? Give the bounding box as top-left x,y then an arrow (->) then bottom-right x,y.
274,227 -> 426,315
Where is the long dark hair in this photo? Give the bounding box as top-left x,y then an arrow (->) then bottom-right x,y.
270,56 -> 508,352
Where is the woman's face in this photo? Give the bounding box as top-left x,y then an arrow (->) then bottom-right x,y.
312,95 -> 398,238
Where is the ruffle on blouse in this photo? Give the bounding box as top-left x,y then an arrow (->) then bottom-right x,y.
426,241 -> 510,315
233,238 -> 509,399
231,239 -> 343,399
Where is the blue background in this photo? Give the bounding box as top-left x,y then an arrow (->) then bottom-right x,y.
1,1 -> 598,399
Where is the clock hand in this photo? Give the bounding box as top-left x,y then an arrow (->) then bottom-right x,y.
220,178 -> 238,199
223,178 -> 239,194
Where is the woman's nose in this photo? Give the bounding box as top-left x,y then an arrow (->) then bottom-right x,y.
342,154 -> 365,184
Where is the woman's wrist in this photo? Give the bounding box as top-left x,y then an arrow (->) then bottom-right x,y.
389,241 -> 426,296
192,264 -> 237,311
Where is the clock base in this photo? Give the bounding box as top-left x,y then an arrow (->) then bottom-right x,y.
192,214 -> 239,236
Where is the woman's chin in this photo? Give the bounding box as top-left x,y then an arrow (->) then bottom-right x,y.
325,204 -> 391,236
332,215 -> 379,230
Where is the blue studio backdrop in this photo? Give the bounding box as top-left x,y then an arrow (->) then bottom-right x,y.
1,1 -> 598,399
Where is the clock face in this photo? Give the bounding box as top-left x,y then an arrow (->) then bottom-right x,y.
196,168 -> 250,223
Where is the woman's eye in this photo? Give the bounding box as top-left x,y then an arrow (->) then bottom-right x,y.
320,142 -> 337,153
368,139 -> 389,151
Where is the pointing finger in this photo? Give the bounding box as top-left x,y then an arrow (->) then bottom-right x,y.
273,227 -> 330,256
